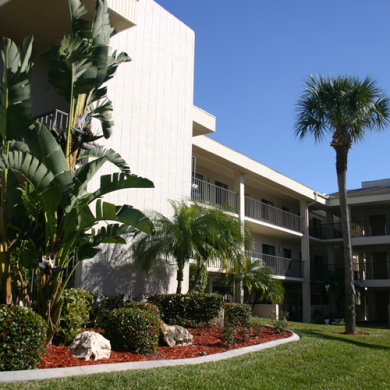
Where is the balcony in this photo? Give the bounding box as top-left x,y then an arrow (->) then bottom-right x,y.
309,222 -> 343,240
245,197 -> 302,233
251,252 -> 304,278
309,217 -> 390,240
354,262 -> 390,280
310,263 -> 345,279
206,253 -> 304,279
35,110 -> 69,130
191,178 -> 238,212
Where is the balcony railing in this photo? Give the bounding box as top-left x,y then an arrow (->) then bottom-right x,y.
251,252 -> 304,278
310,263 -> 346,279
309,218 -> 390,239
245,197 -> 302,233
35,109 -> 69,130
191,178 -> 238,212
354,262 -> 390,280
309,222 -> 343,240
352,218 -> 390,238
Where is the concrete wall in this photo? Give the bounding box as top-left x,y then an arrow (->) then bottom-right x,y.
79,0 -> 195,296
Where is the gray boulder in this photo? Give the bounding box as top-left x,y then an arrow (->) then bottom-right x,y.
160,321 -> 194,347
69,331 -> 111,361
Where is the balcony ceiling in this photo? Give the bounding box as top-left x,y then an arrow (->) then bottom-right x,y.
0,0 -> 136,53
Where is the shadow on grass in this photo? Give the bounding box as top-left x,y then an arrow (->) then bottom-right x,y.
295,327 -> 390,351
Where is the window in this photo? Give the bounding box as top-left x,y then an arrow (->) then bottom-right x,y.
262,244 -> 275,256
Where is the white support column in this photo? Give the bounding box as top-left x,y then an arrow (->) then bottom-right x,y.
300,200 -> 311,323
234,172 -> 245,222
234,172 -> 245,303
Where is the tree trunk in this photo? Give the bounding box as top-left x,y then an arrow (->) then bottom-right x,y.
188,262 -> 204,294
176,268 -> 184,294
332,130 -> 356,334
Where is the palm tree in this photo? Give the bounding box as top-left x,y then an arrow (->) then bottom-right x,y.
223,256 -> 285,307
294,75 -> 390,333
132,200 -> 248,294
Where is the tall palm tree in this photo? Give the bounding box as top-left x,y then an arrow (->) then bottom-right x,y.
294,75 -> 390,333
132,200 -> 248,294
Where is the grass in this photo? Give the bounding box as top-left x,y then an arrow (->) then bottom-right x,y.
1,319 -> 390,390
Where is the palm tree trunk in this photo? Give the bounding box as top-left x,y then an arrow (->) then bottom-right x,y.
333,133 -> 356,334
176,268 -> 184,294
188,263 -> 204,294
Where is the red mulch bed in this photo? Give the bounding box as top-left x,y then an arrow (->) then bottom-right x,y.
39,327 -> 291,369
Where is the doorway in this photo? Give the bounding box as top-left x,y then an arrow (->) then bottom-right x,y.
375,291 -> 389,322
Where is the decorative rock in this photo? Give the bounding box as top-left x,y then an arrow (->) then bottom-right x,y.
160,321 -> 194,347
69,331 -> 111,361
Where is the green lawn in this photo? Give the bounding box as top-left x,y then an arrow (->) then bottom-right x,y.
2,320 -> 390,390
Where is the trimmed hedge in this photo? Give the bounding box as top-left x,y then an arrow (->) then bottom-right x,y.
224,303 -> 251,327
0,305 -> 48,371
146,293 -> 224,326
105,306 -> 160,354
54,288 -> 93,345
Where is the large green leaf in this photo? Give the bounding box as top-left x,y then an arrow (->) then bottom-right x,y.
91,223 -> 136,245
67,0 -> 92,39
88,172 -> 154,203
73,155 -> 109,195
87,97 -> 113,138
0,36 -> 34,141
77,146 -> 130,173
95,200 -> 154,235
25,122 -> 74,200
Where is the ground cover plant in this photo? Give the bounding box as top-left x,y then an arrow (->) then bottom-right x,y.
2,321 -> 389,389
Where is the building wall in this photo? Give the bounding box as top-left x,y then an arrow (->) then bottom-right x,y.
79,0 -> 195,296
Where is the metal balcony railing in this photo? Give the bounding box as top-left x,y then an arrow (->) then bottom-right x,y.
191,178 -> 238,212
309,218 -> 390,240
352,218 -> 390,238
251,252 -> 304,278
35,109 -> 69,130
245,197 -> 302,233
310,263 -> 346,279
354,262 -> 390,280
309,222 -> 343,239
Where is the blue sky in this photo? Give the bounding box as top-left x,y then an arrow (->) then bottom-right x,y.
157,0 -> 390,194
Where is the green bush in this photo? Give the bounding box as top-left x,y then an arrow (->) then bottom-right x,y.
189,264 -> 208,293
224,303 -> 251,327
0,305 -> 48,371
87,293 -> 131,328
146,293 -> 224,327
124,301 -> 161,316
105,306 -> 160,354
53,288 -> 93,345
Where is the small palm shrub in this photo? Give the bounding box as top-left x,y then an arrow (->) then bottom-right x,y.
146,293 -> 224,326
105,306 -> 160,354
53,288 -> 94,345
0,305 -> 48,371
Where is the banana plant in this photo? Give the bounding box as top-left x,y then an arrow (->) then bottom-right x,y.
48,0 -> 131,169
0,35 -> 34,304
1,121 -> 154,344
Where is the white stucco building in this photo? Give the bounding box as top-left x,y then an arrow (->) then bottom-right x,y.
1,0 -> 389,323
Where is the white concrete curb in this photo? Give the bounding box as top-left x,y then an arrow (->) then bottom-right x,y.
0,331 -> 300,383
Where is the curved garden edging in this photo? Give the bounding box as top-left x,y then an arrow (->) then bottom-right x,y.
0,331 -> 300,384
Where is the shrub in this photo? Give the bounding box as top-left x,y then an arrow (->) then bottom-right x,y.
189,263 -> 208,293
105,306 -> 160,354
146,293 -> 224,327
87,293 -> 131,328
0,305 -> 48,371
224,303 -> 251,327
53,288 -> 94,345
124,301 -> 160,317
